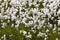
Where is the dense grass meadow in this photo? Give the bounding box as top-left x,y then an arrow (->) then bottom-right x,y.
0,0 -> 60,40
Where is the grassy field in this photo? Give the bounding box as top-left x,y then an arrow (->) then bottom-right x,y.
0,23 -> 60,40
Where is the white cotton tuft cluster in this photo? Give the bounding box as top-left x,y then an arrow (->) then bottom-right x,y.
0,0 -> 60,39
19,0 -> 60,28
